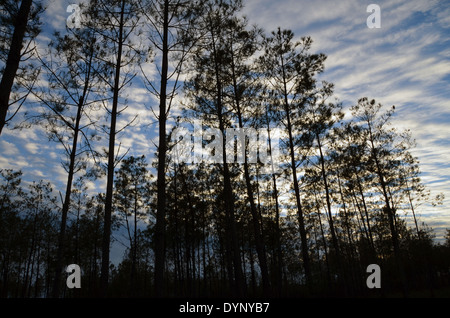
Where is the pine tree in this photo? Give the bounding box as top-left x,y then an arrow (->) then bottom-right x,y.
22,10 -> 107,297
183,0 -> 248,296
139,0 -> 203,296
301,82 -> 345,287
258,28 -> 326,287
220,13 -> 271,296
114,155 -> 151,295
0,0 -> 43,134
89,0 -> 146,296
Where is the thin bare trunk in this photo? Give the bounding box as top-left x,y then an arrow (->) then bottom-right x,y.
100,0 -> 126,297
0,0 -> 33,134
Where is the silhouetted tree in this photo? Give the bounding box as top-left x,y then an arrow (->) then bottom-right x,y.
114,155 -> 151,295
21,10 -> 108,297
258,28 -> 326,287
183,0 -> 249,296
0,0 -> 43,134
88,0 -> 146,296
139,0 -> 204,296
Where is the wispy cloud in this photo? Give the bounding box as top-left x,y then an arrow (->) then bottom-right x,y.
242,0 -> 450,238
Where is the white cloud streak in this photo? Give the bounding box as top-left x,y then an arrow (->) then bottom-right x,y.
242,0 -> 450,239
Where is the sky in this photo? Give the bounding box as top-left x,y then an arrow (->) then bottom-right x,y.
0,0 -> 449,253
239,0 -> 450,241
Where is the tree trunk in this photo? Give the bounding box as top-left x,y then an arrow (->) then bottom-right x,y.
264,107 -> 284,295
208,23 -> 245,297
230,52 -> 271,296
316,133 -> 340,257
52,46 -> 93,296
367,122 -> 407,296
100,0 -> 126,297
280,62 -> 311,286
0,0 -> 33,134
52,96 -> 83,297
154,0 -> 169,298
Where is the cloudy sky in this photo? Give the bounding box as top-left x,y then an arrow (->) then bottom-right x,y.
242,0 -> 450,239
0,0 -> 449,243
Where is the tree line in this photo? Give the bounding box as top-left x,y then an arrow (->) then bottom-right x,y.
0,0 -> 449,298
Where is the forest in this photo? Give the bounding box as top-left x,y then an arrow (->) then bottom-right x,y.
0,0 -> 449,299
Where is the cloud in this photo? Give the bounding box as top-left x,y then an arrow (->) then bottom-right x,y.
242,0 -> 450,239
42,0 -> 67,31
